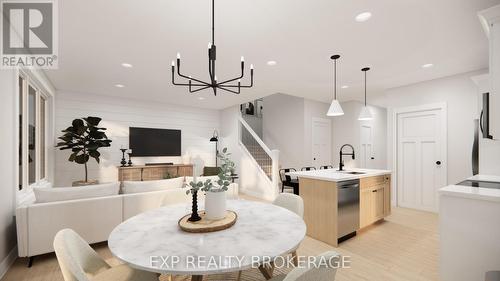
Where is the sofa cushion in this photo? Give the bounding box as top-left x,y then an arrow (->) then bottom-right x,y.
34,182 -> 120,203
122,177 -> 185,194
185,176 -> 220,185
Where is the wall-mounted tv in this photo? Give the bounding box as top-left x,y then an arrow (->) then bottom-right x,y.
129,127 -> 181,157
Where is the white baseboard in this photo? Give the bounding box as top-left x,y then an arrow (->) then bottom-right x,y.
0,246 -> 18,280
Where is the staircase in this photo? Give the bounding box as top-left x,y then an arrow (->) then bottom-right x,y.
238,115 -> 280,199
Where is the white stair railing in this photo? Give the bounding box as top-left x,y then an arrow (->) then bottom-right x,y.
238,116 -> 280,195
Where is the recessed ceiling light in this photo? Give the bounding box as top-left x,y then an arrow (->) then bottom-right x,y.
198,97 -> 205,100
341,85 -> 349,89
355,12 -> 372,22
115,84 -> 125,88
422,63 -> 434,68
267,61 -> 277,66
121,63 -> 133,68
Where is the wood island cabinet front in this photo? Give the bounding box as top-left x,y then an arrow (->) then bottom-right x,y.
360,175 -> 391,229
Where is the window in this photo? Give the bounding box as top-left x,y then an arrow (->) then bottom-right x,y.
28,85 -> 36,184
18,73 -> 50,190
18,77 -> 24,190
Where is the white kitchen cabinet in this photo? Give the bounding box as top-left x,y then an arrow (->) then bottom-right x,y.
479,5 -> 500,139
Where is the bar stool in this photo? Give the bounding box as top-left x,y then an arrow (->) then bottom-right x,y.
279,168 -> 299,195
301,166 -> 316,171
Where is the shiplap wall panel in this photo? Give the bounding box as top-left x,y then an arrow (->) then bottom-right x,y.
54,92 -> 220,186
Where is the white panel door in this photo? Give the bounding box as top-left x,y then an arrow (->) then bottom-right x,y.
312,118 -> 332,167
360,125 -> 373,168
397,108 -> 446,212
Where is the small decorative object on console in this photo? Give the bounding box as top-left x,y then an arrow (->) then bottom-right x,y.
120,148 -> 127,167
127,149 -> 133,166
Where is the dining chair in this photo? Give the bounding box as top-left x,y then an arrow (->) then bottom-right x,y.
268,251 -> 340,281
319,165 -> 334,170
300,166 -> 316,171
53,229 -> 159,281
279,168 -> 299,195
273,193 -> 304,266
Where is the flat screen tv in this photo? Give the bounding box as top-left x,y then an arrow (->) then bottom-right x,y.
129,127 -> 181,157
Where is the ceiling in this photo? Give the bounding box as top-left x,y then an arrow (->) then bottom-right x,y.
45,0 -> 500,109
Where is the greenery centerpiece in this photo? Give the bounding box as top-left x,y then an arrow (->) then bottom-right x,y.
56,117 -> 112,186
185,148 -> 235,221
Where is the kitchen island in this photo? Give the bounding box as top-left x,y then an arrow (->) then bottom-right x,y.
289,168 -> 392,247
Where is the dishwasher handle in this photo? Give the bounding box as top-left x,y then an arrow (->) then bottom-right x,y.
338,184 -> 359,189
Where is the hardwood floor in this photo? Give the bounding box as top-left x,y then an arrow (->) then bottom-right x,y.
1,206 -> 438,281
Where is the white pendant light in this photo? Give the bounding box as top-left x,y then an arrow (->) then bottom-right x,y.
327,55 -> 344,116
358,67 -> 373,121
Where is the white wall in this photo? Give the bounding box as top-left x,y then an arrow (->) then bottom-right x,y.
373,71 -> 482,204
241,114 -> 263,138
54,92 -> 221,186
0,70 -> 18,277
332,101 -> 387,170
263,94 -> 305,169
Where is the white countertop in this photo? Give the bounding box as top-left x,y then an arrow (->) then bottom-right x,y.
439,174 -> 500,202
288,168 -> 392,182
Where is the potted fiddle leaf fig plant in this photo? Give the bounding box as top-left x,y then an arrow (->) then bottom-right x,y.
56,117 -> 112,186
186,147 -> 235,220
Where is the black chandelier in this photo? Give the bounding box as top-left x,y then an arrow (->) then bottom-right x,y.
171,0 -> 254,96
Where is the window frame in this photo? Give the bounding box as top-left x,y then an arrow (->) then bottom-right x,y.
16,69 -> 52,195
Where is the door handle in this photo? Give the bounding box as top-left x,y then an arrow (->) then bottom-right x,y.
436,161 -> 442,165
372,190 -> 378,193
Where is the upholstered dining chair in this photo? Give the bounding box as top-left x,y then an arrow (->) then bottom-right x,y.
53,229 -> 159,281
268,251 -> 340,281
273,193 -> 304,266
237,194 -> 306,281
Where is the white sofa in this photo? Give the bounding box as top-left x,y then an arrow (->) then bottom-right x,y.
16,179 -> 238,259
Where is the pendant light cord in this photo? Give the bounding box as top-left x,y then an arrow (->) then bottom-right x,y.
364,70 -> 367,106
212,0 -> 215,45
334,58 -> 337,100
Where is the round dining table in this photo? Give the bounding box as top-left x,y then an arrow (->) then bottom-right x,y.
108,199 -> 306,281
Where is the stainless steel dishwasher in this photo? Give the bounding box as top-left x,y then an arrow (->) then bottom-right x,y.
337,179 -> 360,242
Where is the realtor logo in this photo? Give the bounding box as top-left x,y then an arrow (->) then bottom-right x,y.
1,0 -> 58,69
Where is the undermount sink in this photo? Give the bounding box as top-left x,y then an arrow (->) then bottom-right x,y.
338,171 -> 366,175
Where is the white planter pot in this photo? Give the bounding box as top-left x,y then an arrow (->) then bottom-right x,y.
205,191 -> 227,220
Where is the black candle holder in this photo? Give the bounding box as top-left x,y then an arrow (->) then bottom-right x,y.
120,149 -> 127,167
188,190 -> 202,222
127,153 -> 133,166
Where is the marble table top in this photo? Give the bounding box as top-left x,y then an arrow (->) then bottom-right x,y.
108,199 -> 306,275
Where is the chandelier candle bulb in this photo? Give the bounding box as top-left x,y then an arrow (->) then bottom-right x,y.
241,56 -> 244,62
177,53 -> 181,59
251,64 -> 254,70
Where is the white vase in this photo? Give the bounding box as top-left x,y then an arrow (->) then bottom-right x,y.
182,154 -> 191,165
205,191 -> 227,220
